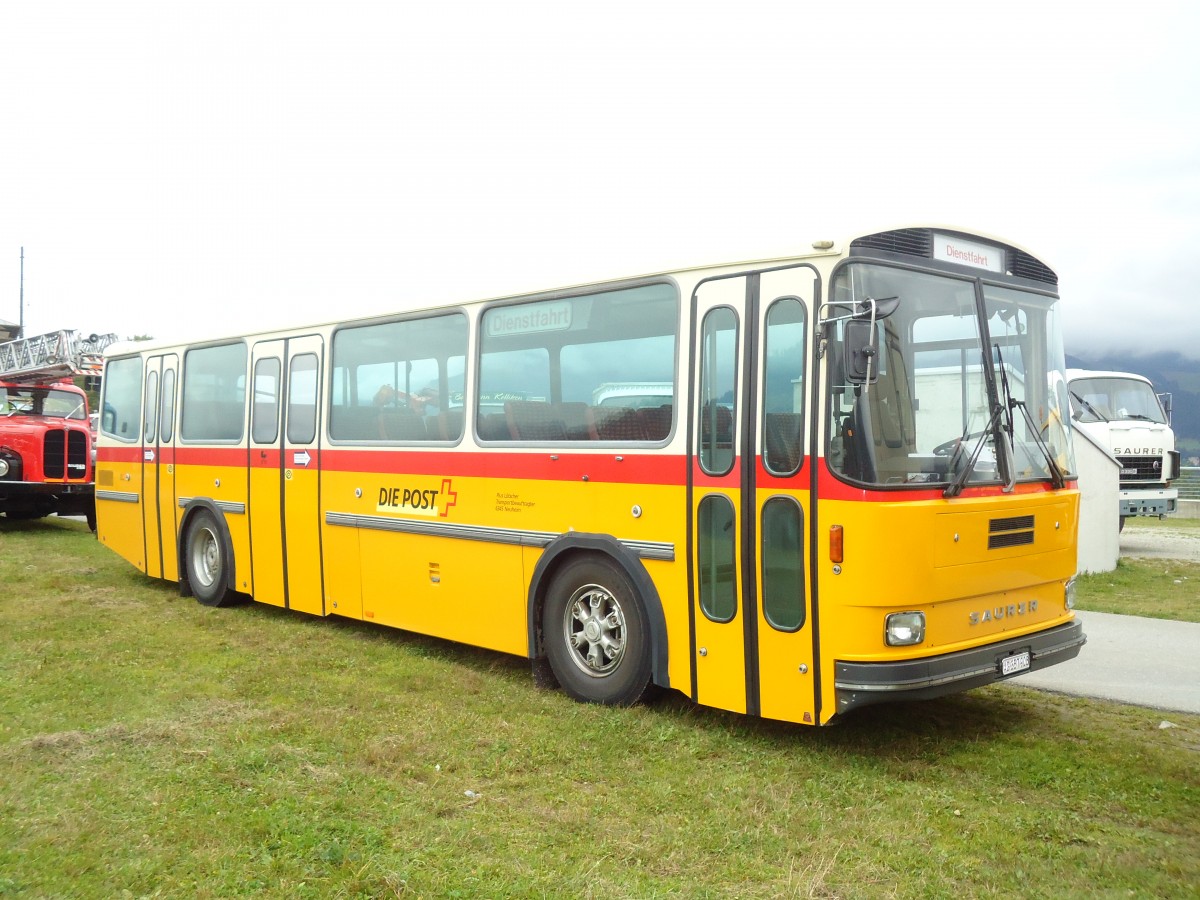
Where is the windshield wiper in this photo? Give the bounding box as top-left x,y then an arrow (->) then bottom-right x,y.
944,340 -> 1014,499
942,405 -> 1005,498
996,345 -> 1066,490
1069,389 -> 1108,422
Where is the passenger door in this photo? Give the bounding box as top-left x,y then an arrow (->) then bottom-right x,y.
248,336 -> 325,614
138,354 -> 179,580
690,266 -> 817,722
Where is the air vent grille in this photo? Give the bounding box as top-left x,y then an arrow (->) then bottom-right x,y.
989,514 -> 1035,550
850,229 -> 933,257
990,515 -> 1034,532
1007,249 -> 1058,286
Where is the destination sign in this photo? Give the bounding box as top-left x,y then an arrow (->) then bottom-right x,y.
485,300 -> 573,337
933,234 -> 1004,273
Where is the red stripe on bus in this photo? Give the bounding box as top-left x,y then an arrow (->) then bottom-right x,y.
320,448 -> 686,485
815,460 -> 1078,502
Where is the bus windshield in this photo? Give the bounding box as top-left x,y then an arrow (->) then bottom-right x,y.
0,386 -> 88,420
826,263 -> 1075,488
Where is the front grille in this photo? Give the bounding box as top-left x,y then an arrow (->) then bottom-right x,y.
68,429 -> 88,479
1117,455 -> 1162,482
42,428 -> 89,480
44,429 -> 65,478
989,514 -> 1035,550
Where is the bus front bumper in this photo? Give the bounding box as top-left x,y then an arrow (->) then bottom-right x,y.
833,620 -> 1086,715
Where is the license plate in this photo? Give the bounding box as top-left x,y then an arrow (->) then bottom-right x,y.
1000,650 -> 1031,676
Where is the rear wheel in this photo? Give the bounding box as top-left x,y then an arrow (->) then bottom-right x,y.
543,555 -> 652,706
186,509 -> 233,607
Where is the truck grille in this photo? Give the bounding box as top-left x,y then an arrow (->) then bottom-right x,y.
1116,455 -> 1162,482
43,428 -> 89,480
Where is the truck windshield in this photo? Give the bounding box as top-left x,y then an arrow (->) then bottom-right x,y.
1068,377 -> 1168,425
0,386 -> 88,420
825,263 -> 1075,489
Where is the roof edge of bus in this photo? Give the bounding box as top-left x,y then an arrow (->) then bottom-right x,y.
100,225 -> 1047,356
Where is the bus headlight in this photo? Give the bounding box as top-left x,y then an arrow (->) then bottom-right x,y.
0,457 -> 9,477
1065,577 -> 1077,610
885,611 -> 925,646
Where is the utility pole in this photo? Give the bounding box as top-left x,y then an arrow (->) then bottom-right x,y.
19,246 -> 25,339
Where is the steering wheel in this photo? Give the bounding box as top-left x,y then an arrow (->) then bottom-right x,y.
932,437 -> 960,457
933,430 -> 989,456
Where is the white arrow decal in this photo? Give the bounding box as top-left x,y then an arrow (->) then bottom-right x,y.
294,450 -> 312,467
144,449 -> 155,462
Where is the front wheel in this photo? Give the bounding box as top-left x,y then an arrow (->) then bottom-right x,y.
185,509 -> 234,607
543,555 -> 652,706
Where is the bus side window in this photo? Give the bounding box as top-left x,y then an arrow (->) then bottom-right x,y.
252,358 -> 281,444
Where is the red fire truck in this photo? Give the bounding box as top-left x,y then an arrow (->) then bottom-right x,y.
0,331 -> 115,529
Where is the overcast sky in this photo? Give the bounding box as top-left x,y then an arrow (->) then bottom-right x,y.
2,1 -> 1198,359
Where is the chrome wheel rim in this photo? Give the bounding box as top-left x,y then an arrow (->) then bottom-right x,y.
190,526 -> 220,589
563,583 -> 626,677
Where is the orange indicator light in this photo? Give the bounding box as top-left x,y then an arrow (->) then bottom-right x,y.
829,524 -> 844,564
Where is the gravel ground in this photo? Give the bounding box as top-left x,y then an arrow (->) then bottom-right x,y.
1119,524 -> 1200,562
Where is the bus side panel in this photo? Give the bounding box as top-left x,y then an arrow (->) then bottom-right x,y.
359,531 -> 527,656
320,469 -> 361,620
354,471 -> 527,655
96,453 -> 147,573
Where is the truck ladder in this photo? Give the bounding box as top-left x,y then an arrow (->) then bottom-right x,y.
0,331 -> 118,384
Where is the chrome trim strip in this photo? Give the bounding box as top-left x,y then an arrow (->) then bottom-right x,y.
177,497 -> 247,515
325,511 -> 675,561
96,489 -> 140,504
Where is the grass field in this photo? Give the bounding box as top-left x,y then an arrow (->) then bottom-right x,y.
1073,517 -> 1200,621
1,517 -> 1197,898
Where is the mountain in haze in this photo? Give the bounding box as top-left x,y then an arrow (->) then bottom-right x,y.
1065,350 -> 1200,454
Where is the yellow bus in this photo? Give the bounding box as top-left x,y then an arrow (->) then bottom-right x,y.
96,225 -> 1084,725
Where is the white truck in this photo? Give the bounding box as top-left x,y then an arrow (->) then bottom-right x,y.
1067,368 -> 1180,529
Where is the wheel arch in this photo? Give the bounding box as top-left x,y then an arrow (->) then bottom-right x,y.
178,499 -> 237,599
526,532 -> 670,689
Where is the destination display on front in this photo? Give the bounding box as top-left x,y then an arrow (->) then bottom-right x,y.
932,233 -> 1004,273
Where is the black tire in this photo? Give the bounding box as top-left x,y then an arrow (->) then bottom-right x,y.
543,554 -> 652,706
185,509 -> 233,607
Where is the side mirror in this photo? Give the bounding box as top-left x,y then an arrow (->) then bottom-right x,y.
844,319 -> 876,384
854,295 -> 900,320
